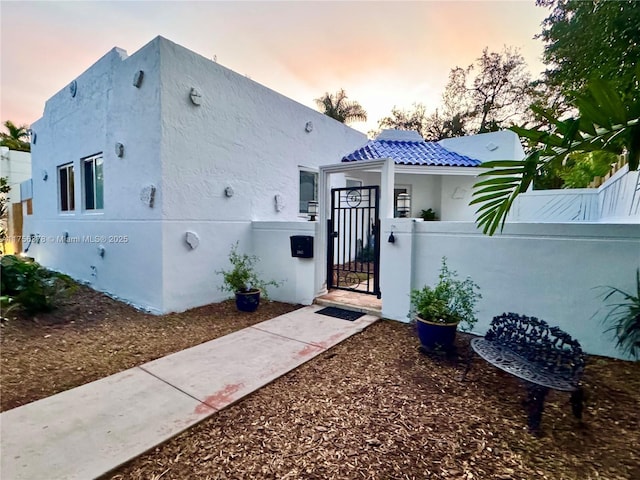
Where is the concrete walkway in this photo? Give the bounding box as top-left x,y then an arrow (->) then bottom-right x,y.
0,305 -> 378,480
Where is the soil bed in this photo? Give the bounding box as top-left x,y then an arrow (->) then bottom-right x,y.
0,284 -> 300,412
2,286 -> 639,479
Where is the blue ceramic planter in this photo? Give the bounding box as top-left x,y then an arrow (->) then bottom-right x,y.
235,290 -> 260,312
415,316 -> 459,350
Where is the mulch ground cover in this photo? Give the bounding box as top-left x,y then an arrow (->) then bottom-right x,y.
0,284 -> 300,412
1,286 -> 639,479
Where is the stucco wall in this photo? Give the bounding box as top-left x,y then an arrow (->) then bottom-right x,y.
26,39 -> 165,312
0,148 -> 31,192
26,36 -> 367,313
252,221 -> 317,305
380,219 -> 640,359
156,37 -> 366,312
439,130 -> 525,162
157,37 -> 366,223
439,176 -> 478,221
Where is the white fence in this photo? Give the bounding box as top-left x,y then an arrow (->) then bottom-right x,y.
511,168 -> 640,223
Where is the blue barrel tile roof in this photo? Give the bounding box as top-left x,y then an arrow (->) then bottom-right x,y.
342,139 -> 481,167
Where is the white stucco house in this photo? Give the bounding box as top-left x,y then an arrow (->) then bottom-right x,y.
25,36 -> 369,313
24,35 -> 517,313
24,35 -> 639,359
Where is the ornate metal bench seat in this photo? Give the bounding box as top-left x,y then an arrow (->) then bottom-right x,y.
470,313 -> 586,433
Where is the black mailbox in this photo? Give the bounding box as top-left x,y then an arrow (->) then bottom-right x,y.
290,235 -> 314,258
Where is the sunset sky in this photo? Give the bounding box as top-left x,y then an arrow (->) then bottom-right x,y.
1,0 -> 549,135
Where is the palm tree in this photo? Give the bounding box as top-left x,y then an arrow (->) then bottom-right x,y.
1,120 -> 31,152
314,89 -> 367,124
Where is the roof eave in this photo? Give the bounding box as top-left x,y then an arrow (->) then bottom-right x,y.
395,164 -> 486,176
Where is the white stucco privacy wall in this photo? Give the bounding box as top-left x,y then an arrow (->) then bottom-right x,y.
251,222 -> 318,306
379,219 -> 640,359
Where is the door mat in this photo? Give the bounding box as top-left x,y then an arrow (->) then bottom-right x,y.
315,307 -> 364,322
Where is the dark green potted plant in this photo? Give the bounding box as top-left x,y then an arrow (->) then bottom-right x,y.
410,257 -> 481,350
598,268 -> 640,359
216,242 -> 281,312
420,208 -> 438,221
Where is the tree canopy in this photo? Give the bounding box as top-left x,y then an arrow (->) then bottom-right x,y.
314,90 -> 367,124
375,47 -> 534,141
1,121 -> 30,152
537,0 -> 640,98
375,104 -> 467,141
443,47 -> 535,134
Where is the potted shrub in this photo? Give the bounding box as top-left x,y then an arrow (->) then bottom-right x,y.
216,242 -> 281,312
410,257 -> 481,350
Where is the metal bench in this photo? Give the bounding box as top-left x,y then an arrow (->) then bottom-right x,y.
470,313 -> 586,433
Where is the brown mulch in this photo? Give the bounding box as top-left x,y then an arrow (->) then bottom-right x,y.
0,284 -> 300,412
2,287 -> 639,479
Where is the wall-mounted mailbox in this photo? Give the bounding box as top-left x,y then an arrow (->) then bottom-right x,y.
290,235 -> 314,258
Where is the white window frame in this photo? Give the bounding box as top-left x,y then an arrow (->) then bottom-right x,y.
299,167 -> 319,215
57,163 -> 75,213
82,153 -> 104,212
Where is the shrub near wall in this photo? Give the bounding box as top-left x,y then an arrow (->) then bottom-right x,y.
0,255 -> 75,316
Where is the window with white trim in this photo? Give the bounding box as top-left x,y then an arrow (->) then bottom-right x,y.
299,169 -> 318,214
58,163 -> 75,212
83,154 -> 104,210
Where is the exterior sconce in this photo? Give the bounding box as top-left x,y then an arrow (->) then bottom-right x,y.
69,80 -> 77,97
133,70 -> 144,88
98,245 -> 106,258
307,200 -> 318,221
305,121 -> 313,133
31,131 -> 37,145
388,232 -> 395,243
41,170 -> 48,181
397,193 -> 411,218
224,186 -> 234,197
115,143 -> 124,158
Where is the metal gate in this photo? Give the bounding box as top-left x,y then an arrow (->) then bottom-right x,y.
327,186 -> 381,297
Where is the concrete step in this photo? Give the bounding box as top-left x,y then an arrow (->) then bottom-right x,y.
314,293 -> 382,318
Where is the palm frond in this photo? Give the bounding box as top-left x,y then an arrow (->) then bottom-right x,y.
472,73 -> 640,235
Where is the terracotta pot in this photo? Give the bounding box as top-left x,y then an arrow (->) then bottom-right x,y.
235,289 -> 260,312
415,315 -> 459,350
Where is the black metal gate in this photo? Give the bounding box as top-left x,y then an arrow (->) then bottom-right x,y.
327,186 -> 381,297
